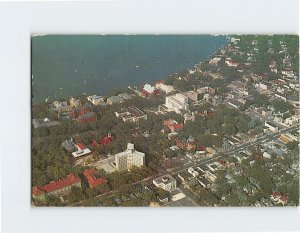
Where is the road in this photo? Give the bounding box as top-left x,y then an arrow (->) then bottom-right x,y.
71,124 -> 298,206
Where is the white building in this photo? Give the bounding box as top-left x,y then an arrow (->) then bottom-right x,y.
71,143 -> 92,159
87,95 -> 105,105
153,174 -> 177,192
165,93 -> 189,114
155,83 -> 174,94
70,97 -> 81,107
265,121 -> 279,133
255,83 -> 269,91
115,106 -> 147,123
142,84 -> 156,95
209,57 -> 222,65
115,143 -> 145,172
53,101 -> 72,111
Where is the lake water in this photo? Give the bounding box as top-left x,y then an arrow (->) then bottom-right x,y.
31,35 -> 227,104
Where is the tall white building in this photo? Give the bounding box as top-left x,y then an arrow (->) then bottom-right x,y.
115,143 -> 145,171
165,93 -> 189,114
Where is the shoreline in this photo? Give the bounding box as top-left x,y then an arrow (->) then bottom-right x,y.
31,35 -> 229,105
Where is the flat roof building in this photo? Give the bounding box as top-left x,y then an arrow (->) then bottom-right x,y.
153,174 -> 177,192
155,82 -> 174,94
87,95 -> 106,106
165,93 -> 189,114
118,93 -> 133,100
265,121 -> 279,132
115,106 -> 147,123
32,118 -> 60,129
107,96 -> 124,105
181,91 -> 199,102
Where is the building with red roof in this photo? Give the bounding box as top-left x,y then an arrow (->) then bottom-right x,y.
70,105 -> 97,123
75,143 -> 86,151
99,133 -> 113,145
32,173 -> 81,199
141,83 -> 160,97
91,140 -> 99,147
71,142 -> 93,166
83,168 -> 108,189
163,119 -> 183,133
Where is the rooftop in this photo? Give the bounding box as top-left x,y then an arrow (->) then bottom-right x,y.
115,106 -> 146,120
83,168 -> 108,188
153,174 -> 176,185
32,173 -> 81,196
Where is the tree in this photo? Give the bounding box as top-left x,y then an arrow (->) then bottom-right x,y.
286,141 -> 298,151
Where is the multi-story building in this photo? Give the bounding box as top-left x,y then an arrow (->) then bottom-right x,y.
155,81 -> 174,94
165,93 -> 189,114
141,83 -> 160,97
53,101 -> 72,112
32,173 -> 81,200
87,95 -> 105,106
69,105 -> 97,123
70,97 -> 81,108
181,91 -> 200,102
115,143 -> 145,171
115,106 -> 147,123
153,174 -> 177,192
107,96 -> 124,105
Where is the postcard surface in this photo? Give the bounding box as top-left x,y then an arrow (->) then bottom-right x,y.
31,35 -> 299,207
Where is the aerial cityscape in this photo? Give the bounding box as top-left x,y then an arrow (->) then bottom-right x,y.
31,35 -> 299,207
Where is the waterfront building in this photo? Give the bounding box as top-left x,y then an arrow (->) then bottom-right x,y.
70,97 -> 81,108
155,81 -> 174,94
107,96 -> 124,105
118,93 -> 133,100
115,143 -> 145,171
53,100 -> 72,112
141,83 -> 160,97
87,95 -> 105,106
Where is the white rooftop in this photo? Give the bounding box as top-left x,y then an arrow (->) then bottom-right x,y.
72,148 -> 92,158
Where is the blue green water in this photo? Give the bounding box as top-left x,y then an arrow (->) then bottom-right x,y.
32,35 -> 227,103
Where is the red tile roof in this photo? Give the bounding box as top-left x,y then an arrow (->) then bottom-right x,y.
272,191 -> 282,197
99,136 -> 113,145
164,119 -> 183,131
32,173 -> 81,197
32,186 -> 45,197
83,168 -> 108,188
198,145 -> 206,151
43,174 -> 81,193
91,140 -> 98,147
280,195 -> 289,202
76,143 -> 86,150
